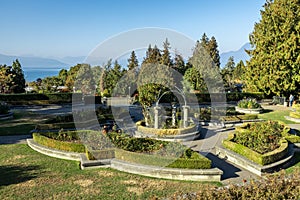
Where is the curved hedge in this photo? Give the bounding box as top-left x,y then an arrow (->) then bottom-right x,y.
115,149 -> 211,169
32,133 -> 85,153
223,133 -> 289,165
136,123 -> 197,136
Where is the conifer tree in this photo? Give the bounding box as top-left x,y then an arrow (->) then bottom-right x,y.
244,0 -> 300,96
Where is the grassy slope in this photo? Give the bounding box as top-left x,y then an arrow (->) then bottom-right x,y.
0,144 -> 219,199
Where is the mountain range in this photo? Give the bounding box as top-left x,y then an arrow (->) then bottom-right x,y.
0,43 -> 251,69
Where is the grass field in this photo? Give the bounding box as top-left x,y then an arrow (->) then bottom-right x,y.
258,108 -> 295,124
0,144 -> 220,199
0,111 -> 48,136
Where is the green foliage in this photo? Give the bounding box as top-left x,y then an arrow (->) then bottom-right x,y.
233,121 -> 289,154
290,103 -> 300,119
237,98 -> 262,109
32,132 -> 85,153
136,123 -> 197,136
244,0 -> 300,96
0,59 -> 25,94
0,93 -> 74,103
173,171 -> 300,199
0,101 -> 9,114
223,132 -> 289,165
115,148 -> 211,169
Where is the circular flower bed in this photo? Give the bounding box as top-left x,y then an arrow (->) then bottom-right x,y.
236,98 -> 263,114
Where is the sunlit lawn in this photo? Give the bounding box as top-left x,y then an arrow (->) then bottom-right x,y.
0,111 -> 47,136
258,109 -> 295,124
0,144 -> 220,199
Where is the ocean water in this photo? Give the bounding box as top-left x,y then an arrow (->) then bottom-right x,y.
23,68 -> 61,82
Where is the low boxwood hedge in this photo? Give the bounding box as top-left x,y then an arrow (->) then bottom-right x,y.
136,123 -> 197,136
221,114 -> 258,122
115,148 -> 211,169
0,93 -> 76,103
223,133 -> 289,165
35,119 -> 100,130
32,132 -> 85,153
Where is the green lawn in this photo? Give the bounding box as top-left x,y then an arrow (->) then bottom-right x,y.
258,109 -> 295,124
0,111 -> 48,136
286,152 -> 300,174
0,144 -> 219,199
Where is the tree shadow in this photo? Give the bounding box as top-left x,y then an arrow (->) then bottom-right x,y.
261,109 -> 273,114
0,165 -> 40,187
204,152 -> 241,180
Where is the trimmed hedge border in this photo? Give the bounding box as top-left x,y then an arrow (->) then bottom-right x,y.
32,133 -> 85,153
115,149 -> 211,169
222,133 -> 289,166
35,119 -> 99,131
136,123 -> 197,136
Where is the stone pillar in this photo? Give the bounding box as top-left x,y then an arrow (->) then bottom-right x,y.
182,105 -> 190,128
172,105 -> 176,127
154,106 -> 161,129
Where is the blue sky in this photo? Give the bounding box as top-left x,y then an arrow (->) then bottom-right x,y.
0,0 -> 265,58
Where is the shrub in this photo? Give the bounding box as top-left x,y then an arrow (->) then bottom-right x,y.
237,98 -> 262,109
233,121 -> 289,154
172,170 -> 300,199
290,103 -> 300,119
115,148 -> 211,169
223,133 -> 289,165
32,132 -> 85,153
136,123 -> 197,136
0,101 -> 9,115
0,93 -> 74,103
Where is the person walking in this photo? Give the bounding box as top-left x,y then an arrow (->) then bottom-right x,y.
289,94 -> 294,107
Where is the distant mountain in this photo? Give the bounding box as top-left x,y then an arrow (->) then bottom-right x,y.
58,56 -> 86,66
220,43 -> 252,67
0,53 -> 69,69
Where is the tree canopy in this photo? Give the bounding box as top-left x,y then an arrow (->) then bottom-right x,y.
244,0 -> 300,96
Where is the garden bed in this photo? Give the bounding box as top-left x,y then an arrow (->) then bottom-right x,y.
222,121 -> 294,166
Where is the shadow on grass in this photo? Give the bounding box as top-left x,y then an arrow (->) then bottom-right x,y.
261,109 -> 273,114
0,165 -> 40,187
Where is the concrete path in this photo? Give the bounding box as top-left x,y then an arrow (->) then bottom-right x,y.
0,135 -> 32,144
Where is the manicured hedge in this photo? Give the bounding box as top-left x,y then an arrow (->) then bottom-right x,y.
32,132 -> 85,153
196,92 -> 265,103
223,133 -> 289,165
221,114 -> 258,122
115,149 -> 211,169
35,119 -> 100,130
136,123 -> 197,136
86,148 -> 115,160
0,93 -> 85,105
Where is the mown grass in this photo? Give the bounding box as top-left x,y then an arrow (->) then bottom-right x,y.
0,144 -> 220,199
286,152 -> 300,174
258,109 -> 295,124
0,111 -> 47,136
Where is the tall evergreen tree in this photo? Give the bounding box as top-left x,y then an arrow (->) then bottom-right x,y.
160,38 -> 173,67
221,56 -> 235,90
173,53 -> 187,75
244,0 -> 300,96
127,51 -> 139,70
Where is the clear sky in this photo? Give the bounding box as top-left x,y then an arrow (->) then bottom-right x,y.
0,0 -> 266,58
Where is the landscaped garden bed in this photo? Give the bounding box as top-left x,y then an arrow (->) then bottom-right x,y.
222,121 -> 297,166
235,98 -> 263,114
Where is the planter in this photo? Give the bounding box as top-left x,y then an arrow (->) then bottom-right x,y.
0,112 -> 13,120
235,106 -> 263,114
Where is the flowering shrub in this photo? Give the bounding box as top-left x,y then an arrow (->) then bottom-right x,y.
0,101 -> 9,115
237,98 -> 262,109
233,121 -> 288,154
